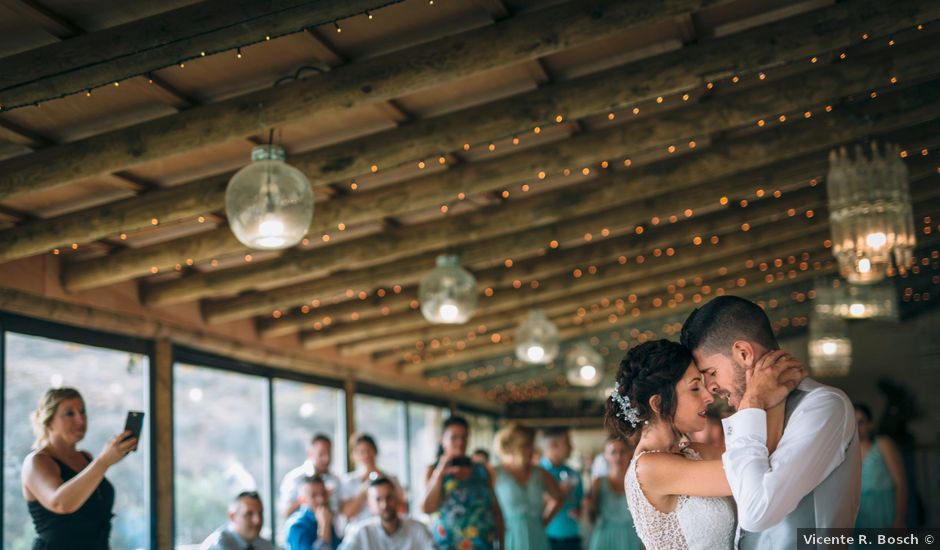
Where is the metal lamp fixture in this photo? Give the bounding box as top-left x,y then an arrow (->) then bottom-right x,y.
225,144 -> 314,250
808,312 -> 852,377
515,309 -> 560,364
564,341 -> 603,387
826,142 -> 915,284
418,254 -> 478,324
814,278 -> 898,321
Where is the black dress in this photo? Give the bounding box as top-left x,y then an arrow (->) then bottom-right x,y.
28,453 -> 115,550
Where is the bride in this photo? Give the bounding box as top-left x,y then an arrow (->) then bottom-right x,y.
605,339 -> 800,549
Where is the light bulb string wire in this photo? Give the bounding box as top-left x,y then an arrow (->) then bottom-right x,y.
0,0 -> 406,112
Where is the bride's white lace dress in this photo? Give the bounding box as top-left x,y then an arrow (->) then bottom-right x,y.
626,447 -> 736,550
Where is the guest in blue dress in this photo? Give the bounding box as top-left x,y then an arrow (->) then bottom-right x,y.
854,404 -> 907,528
493,423 -> 563,550
584,438 -> 642,550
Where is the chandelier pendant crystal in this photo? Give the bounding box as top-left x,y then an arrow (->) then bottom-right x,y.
418,254 -> 478,324
826,142 -> 915,283
564,341 -> 603,387
515,309 -> 560,364
225,144 -> 314,250
808,312 -> 852,377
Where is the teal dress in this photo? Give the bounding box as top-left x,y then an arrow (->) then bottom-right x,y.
588,478 -> 642,550
855,440 -> 896,528
494,466 -> 550,550
431,463 -> 498,549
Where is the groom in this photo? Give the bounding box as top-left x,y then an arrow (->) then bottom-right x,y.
681,295 -> 861,549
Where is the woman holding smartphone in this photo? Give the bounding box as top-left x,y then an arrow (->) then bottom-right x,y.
21,387 -> 138,550
422,416 -> 503,550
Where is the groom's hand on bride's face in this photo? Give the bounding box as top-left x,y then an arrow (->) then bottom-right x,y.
739,350 -> 806,410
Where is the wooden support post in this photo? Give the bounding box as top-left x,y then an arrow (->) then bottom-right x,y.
152,338 -> 174,550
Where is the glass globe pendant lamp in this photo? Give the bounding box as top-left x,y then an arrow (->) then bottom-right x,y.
814,277 -> 898,321
808,312 -> 852,377
565,341 -> 603,387
225,144 -> 314,250
515,309 -> 560,364
418,254 -> 478,324
826,142 -> 915,284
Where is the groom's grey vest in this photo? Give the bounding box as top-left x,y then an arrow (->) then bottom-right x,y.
738,386 -> 861,550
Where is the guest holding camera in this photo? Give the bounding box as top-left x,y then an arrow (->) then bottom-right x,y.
422,416 -> 503,549
338,433 -> 405,531
21,387 -> 137,550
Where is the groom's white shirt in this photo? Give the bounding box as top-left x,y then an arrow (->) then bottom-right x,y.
721,377 -> 861,548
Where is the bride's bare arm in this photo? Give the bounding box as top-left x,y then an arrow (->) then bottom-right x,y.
765,402 -> 785,454
634,452 -> 731,498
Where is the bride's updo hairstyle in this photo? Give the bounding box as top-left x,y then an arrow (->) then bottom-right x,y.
605,339 -> 693,439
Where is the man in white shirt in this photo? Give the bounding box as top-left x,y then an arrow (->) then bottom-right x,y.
681,295 -> 861,549
200,491 -> 276,550
339,478 -> 434,550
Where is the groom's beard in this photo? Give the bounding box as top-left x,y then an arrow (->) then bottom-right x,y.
729,357 -> 748,407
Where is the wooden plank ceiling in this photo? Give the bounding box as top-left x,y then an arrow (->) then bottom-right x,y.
1,0 -> 939,414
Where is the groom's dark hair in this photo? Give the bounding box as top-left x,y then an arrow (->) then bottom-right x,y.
680,295 -> 777,355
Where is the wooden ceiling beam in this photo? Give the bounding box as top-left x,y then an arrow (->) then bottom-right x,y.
6,0 -> 82,40
132,92 -> 940,307
5,24 -> 934,268
0,0 -> 396,109
0,0 -> 715,197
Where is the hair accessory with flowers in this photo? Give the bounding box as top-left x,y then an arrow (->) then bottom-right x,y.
611,381 -> 641,427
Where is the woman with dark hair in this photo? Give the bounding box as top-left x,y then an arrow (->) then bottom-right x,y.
854,404 -> 907,528
339,433 -> 405,533
605,340 -> 796,550
422,416 -> 503,549
21,387 -> 138,550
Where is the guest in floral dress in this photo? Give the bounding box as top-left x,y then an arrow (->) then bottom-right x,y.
421,416 -> 503,549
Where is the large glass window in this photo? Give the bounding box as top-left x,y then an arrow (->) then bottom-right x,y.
272,379 -> 344,540
352,394 -> 406,481
465,412 -> 497,461
406,402 -> 446,517
2,332 -> 150,550
173,364 -> 269,548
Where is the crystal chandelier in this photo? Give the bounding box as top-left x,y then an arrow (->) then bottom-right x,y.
225,144 -> 314,250
515,310 -> 559,364
808,313 -> 852,377
418,254 -> 478,324
814,278 -> 898,321
565,341 -> 603,387
827,142 -> 915,283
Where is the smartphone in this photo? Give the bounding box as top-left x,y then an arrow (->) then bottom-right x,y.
448,456 -> 473,468
123,411 -> 145,451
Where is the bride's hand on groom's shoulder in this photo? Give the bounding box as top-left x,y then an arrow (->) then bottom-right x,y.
739,350 -> 806,410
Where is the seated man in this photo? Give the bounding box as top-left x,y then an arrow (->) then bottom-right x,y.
286,476 -> 340,550
200,491 -> 275,550
339,478 -> 434,550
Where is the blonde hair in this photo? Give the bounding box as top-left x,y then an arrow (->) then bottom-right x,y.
495,422 -> 535,462
31,387 -> 83,449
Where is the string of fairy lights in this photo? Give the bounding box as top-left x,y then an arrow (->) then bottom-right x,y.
18,12 -> 938,382
0,0 -> 419,112
44,19 -> 928,277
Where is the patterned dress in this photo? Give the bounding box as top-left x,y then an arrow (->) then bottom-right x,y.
431,463 -> 498,550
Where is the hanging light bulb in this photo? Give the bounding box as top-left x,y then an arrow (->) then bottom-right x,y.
827,142 -> 915,283
515,310 -> 559,364
808,312 -> 852,377
418,255 -> 478,324
565,341 -> 603,387
225,144 -> 314,250
814,277 -> 898,320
